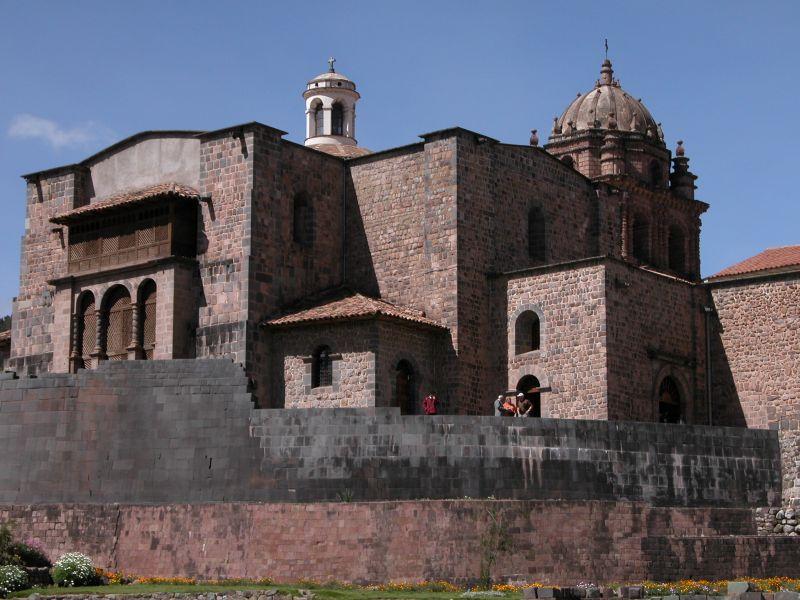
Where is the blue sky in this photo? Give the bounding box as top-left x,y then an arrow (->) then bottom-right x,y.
1,1 -> 798,316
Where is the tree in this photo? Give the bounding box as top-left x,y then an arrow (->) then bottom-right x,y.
0,315 -> 9,333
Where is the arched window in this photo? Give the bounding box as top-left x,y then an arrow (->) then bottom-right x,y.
103,286 -> 132,361
312,345 -> 332,388
396,360 -> 416,415
139,279 -> 157,360
528,207 -> 546,262
668,225 -> 686,275
292,193 -> 312,245
516,375 -> 542,418
658,376 -> 682,424
77,292 -> 96,370
649,160 -> 662,187
313,103 -> 324,137
331,103 -> 344,136
515,310 -> 541,355
632,214 -> 650,263
561,155 -> 574,168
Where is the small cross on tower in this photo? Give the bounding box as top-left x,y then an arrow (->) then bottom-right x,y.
328,56 -> 336,72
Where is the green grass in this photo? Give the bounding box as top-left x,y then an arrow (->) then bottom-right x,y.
9,583 -> 522,599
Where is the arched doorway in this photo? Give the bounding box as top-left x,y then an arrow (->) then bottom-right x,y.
76,292 -> 96,370
139,280 -> 157,360
658,376 -> 682,423
103,286 -> 132,361
516,375 -> 542,417
396,360 -> 416,415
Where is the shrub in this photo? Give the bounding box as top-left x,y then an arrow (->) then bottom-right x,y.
9,540 -> 51,568
52,553 -> 96,587
0,565 -> 29,592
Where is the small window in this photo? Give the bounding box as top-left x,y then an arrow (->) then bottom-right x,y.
528,207 -> 546,262
515,310 -> 541,355
668,225 -> 686,274
632,215 -> 650,263
312,345 -> 332,388
561,155 -> 574,168
293,193 -> 312,245
331,103 -> 344,136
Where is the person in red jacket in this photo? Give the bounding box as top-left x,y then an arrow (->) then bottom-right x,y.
423,393 -> 439,415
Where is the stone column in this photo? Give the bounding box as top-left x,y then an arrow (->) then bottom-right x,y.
322,106 -> 332,136
69,313 -> 81,373
90,309 -> 106,365
127,300 -> 143,360
620,195 -> 630,259
305,109 -> 314,139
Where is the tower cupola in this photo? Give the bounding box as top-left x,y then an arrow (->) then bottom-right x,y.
544,56 -> 671,186
303,58 -> 369,157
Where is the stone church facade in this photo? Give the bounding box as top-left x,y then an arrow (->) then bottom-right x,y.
7,58 -> 798,438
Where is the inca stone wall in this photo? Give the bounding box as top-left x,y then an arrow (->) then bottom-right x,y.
2,500 -> 798,584
0,360 -> 781,506
710,273 -> 800,501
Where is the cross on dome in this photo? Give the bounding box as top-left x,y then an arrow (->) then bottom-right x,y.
328,57 -> 336,72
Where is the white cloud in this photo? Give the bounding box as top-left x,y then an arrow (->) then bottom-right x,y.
8,114 -> 115,149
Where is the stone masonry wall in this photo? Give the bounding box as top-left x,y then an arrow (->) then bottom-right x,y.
196,129 -> 254,365
11,170 -> 81,375
457,138 -> 598,415
270,322 -> 376,409
0,360 -> 781,506
346,140 -> 459,410
710,273 -> 800,501
605,260 -> 706,423
375,320 -> 442,411
503,262 -> 608,420
3,500 -> 798,584
249,138 -> 345,407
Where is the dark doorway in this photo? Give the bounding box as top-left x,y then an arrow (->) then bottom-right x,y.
396,360 -> 416,415
516,375 -> 542,417
658,376 -> 682,423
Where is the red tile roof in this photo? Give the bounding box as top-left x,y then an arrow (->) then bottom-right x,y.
51,182 -> 200,224
709,245 -> 800,280
264,292 -> 446,330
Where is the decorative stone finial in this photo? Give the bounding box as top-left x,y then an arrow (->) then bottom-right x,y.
607,112 -> 618,130
599,58 -> 614,86
552,117 -> 562,135
328,56 -> 336,72
676,140 -> 685,156
529,129 -> 539,146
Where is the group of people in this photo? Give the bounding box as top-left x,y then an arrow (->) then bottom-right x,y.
494,393 -> 534,417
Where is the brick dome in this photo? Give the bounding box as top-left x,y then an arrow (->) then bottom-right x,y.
550,59 -> 664,145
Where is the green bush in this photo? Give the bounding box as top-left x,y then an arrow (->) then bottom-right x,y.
51,553 -> 96,587
9,541 -> 51,568
0,565 -> 28,592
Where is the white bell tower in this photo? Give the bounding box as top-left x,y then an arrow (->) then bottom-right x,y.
303,58 -> 360,150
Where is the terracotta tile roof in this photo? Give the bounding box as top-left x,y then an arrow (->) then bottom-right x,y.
264,291 -> 446,330
0,330 -> 10,345
51,182 -> 200,224
709,245 -> 800,280
309,143 -> 373,158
